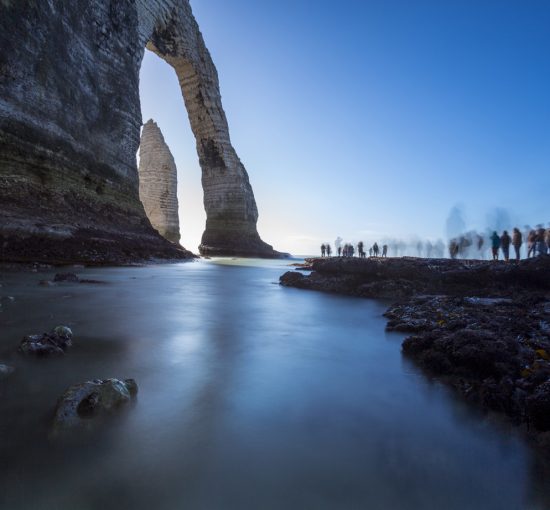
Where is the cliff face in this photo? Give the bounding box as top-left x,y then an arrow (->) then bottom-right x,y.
138,120 -> 180,244
0,0 -> 277,263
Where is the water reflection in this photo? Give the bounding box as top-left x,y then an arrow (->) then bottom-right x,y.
0,260 -> 548,509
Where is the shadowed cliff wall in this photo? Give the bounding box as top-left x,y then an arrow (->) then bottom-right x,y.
0,0 -> 277,263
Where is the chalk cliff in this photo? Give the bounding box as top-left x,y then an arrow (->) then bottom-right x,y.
0,0 -> 278,263
139,120 -> 180,244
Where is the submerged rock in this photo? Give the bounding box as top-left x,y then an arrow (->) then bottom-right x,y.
52,378 -> 138,435
19,326 -> 73,357
0,364 -> 15,380
53,273 -> 80,283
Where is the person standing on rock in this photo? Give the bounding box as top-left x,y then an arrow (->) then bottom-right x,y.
512,228 -> 522,262
536,228 -> 546,256
382,244 -> 388,257
326,244 -> 332,257
373,243 -> 380,257
358,241 -> 364,258
500,231 -> 511,262
490,231 -> 501,261
337,246 -> 342,257
527,229 -> 537,257
321,244 -> 326,257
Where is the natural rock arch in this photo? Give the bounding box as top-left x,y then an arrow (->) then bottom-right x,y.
0,0 -> 278,263
135,0 -> 275,256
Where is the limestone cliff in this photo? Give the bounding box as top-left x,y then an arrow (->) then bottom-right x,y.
0,0 -> 279,263
139,120 -> 180,244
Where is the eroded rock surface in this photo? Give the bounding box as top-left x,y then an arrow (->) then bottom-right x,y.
0,0 -> 276,262
52,378 -> 138,436
19,326 -> 74,357
139,120 -> 180,244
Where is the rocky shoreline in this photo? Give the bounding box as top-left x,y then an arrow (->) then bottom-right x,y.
281,256 -> 550,451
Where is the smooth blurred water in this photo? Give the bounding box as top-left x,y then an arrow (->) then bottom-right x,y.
0,259 -> 548,510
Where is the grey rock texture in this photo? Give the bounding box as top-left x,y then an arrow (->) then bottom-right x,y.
51,378 -> 138,436
0,0 -> 277,262
139,120 -> 180,244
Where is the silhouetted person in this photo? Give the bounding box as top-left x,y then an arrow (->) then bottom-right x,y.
369,247 -> 373,257
382,244 -> 388,257
490,231 -> 500,261
326,244 -> 332,257
512,228 -> 522,262
338,246 -> 342,257
536,228 -> 546,256
500,230 -> 511,262
449,239 -> 459,259
527,230 -> 536,258
477,235 -> 485,259
358,241 -> 364,258
373,243 -> 379,257
425,241 -> 433,259
321,244 -> 326,257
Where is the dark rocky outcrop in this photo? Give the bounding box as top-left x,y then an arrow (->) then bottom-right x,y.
52,378 -> 138,436
0,0 -> 277,263
280,256 -> 550,449
280,256 -> 550,298
19,326 -> 74,357
0,363 -> 15,380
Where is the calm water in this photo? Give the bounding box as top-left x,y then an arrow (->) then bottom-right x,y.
0,259 -> 548,510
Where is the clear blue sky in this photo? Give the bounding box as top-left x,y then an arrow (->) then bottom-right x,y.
140,0 -> 550,255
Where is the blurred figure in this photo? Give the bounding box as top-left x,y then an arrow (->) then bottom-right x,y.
490,231 -> 500,261
326,244 -> 332,257
434,240 -> 445,258
373,243 -> 379,257
369,247 -> 373,257
449,239 -> 459,259
527,230 -> 537,258
321,244 -> 326,257
382,244 -> 388,257
500,230 -> 511,262
536,228 -> 546,256
335,237 -> 343,255
512,228 -> 522,262
416,241 -> 423,258
358,241 -> 364,258
477,234 -> 485,259
425,241 -> 433,258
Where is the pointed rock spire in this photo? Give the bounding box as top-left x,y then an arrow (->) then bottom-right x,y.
138,120 -> 180,244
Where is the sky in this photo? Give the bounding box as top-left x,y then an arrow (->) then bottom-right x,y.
139,0 -> 550,255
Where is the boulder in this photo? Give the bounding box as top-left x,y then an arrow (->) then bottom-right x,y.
0,363 -> 15,380
52,378 -> 138,435
53,273 -> 80,283
19,326 -> 73,357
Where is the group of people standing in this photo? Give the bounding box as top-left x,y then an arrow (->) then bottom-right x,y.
320,242 -> 388,258
490,227 -> 550,262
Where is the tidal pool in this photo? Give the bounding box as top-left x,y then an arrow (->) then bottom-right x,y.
0,259 -> 548,510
